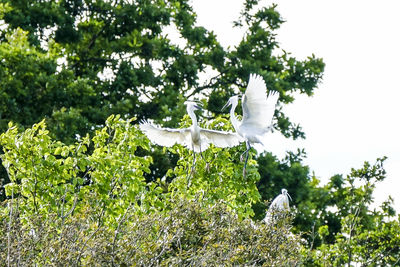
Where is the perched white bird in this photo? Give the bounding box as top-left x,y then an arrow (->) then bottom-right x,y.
139,101 -> 242,172
263,188 -> 292,224
222,74 -> 279,176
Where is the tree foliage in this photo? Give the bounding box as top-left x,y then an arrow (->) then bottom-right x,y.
301,158 -> 400,266
1,117 -> 399,265
1,0 -> 399,265
0,115 -> 263,220
0,0 -> 324,203
0,0 -> 322,141
1,196 -> 301,266
0,117 -> 301,265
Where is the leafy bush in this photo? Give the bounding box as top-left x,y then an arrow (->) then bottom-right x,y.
301,158 -> 400,266
0,116 -> 302,265
1,195 -> 301,266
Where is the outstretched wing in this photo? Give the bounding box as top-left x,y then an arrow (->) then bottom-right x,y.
200,128 -> 244,148
242,74 -> 279,131
139,121 -> 190,147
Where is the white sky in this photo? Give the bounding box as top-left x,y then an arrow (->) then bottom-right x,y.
192,0 -> 400,212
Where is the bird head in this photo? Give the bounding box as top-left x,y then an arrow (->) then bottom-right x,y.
221,95 -> 240,111
281,188 -> 292,201
184,101 -> 203,112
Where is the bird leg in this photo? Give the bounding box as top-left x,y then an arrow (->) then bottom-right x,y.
191,150 -> 196,174
243,151 -> 250,178
241,141 -> 251,178
240,141 -> 251,162
240,141 -> 251,161
187,147 -> 196,187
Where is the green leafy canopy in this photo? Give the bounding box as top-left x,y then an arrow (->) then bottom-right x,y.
1,0 -> 399,265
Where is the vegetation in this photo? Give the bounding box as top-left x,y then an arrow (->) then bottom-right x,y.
0,0 -> 324,184
0,0 -> 399,265
0,117 -> 301,265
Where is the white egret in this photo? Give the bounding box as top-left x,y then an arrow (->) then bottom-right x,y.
139,101 -> 242,175
263,188 -> 292,224
222,73 -> 279,176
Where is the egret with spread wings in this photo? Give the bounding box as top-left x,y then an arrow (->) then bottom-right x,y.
139,101 -> 242,175
222,74 -> 279,177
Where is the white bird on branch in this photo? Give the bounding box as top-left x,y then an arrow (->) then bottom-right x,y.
139,101 -> 242,176
222,73 -> 279,177
263,188 -> 292,224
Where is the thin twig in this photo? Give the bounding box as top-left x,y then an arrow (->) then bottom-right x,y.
75,226 -> 102,266
7,189 -> 13,267
347,206 -> 360,267
111,204 -> 131,266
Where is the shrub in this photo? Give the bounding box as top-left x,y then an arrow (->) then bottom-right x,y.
1,196 -> 301,266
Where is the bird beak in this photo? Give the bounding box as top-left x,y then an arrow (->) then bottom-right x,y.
285,191 -> 292,201
194,104 -> 203,110
221,101 -> 230,112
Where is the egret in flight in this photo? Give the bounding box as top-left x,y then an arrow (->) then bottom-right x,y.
139,101 -> 242,175
222,74 -> 279,176
263,188 -> 292,224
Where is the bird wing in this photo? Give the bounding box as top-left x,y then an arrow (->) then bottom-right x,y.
242,74 -> 279,131
200,128 -> 244,148
139,121 -> 191,147
270,194 -> 290,211
264,190 -> 290,224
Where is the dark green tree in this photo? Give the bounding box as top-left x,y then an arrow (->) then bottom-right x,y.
0,0 -> 324,144
1,2 -> 399,263
0,1 -> 324,208
302,157 -> 400,266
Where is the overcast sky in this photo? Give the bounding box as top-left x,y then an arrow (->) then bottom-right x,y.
192,0 -> 400,211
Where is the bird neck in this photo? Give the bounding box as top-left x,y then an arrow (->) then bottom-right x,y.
230,101 -> 240,132
187,106 -> 198,128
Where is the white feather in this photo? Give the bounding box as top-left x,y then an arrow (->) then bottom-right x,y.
200,128 -> 243,148
263,189 -> 291,224
242,74 -> 279,134
223,73 -> 280,176
139,101 -> 243,154
139,121 -> 191,148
